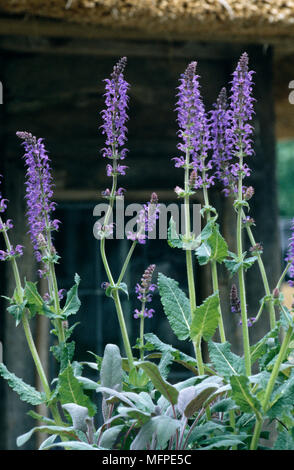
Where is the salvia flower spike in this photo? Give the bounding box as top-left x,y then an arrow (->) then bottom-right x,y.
230,283 -> 241,314
285,217 -> 294,286
0,175 -> 23,261
134,264 -> 157,319
100,56 -> 129,179
227,52 -> 255,168
16,131 -> 60,262
127,192 -> 160,244
174,61 -> 213,189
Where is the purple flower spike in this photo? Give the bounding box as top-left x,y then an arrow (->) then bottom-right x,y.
175,61 -> 211,189
285,218 -> 294,286
16,131 -> 60,262
226,52 -> 255,162
127,193 -> 160,245
210,87 -> 237,195
100,57 -> 129,167
133,264 -> 156,319
0,244 -> 23,261
230,284 -> 241,314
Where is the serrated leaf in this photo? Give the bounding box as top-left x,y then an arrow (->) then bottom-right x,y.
230,375 -> 261,414
0,363 -> 45,405
7,301 -> 27,326
61,274 -> 81,318
157,273 -> 191,340
274,429 -> 294,450
51,341 -> 75,372
195,242 -> 212,265
24,281 -> 58,319
58,365 -> 96,416
144,333 -> 198,376
196,222 -> 228,265
190,293 -> 220,342
224,253 -> 257,276
135,361 -> 179,405
208,341 -> 245,380
201,437 -> 246,450
100,344 -> 123,393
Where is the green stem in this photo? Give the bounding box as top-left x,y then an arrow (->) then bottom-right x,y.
250,326 -> 293,450
117,241 -> 137,285
237,211 -> 251,376
183,149 -> 202,371
112,289 -> 134,369
211,260 -> 226,343
236,156 -> 251,377
250,417 -> 263,451
244,214 -> 276,329
139,302 -> 146,362
0,219 -> 64,426
202,184 -> 226,343
276,260 -> 293,291
195,337 -> 204,375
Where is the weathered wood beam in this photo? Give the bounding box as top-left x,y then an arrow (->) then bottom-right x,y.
0,14 -> 294,52
0,34 -> 253,60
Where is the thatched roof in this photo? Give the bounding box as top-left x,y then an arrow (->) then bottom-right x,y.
1,0 -> 294,42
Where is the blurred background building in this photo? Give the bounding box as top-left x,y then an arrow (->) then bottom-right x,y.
0,0 -> 293,449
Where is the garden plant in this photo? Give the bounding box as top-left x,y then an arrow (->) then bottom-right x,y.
1,53 -> 294,451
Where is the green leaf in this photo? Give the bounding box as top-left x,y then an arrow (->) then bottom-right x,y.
230,375 -> 261,414
51,341 -> 75,372
100,344 -> 123,392
224,252 -> 257,276
144,333 -> 198,373
24,281 -> 57,319
17,425 -> 75,447
99,425 -> 124,449
61,274 -> 81,318
250,323 -> 281,364
41,440 -> 99,450
130,416 -> 180,450
196,222 -> 228,265
201,436 -> 246,450
135,360 -> 179,405
7,301 -> 27,326
274,429 -> 294,450
184,386 -> 218,417
157,273 -> 191,340
208,341 -> 245,380
195,242 -> 212,265
190,293 -> 220,342
0,363 -> 45,405
167,217 -> 184,249
58,365 -> 96,416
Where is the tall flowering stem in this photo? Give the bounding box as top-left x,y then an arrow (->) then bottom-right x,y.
0,177 -> 64,427
211,86 -> 275,329
134,264 -> 156,360
99,58 -> 135,369
175,62 -> 205,373
229,52 -> 255,376
16,132 -> 65,344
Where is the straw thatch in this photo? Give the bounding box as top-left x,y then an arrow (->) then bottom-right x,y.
1,1 -> 294,41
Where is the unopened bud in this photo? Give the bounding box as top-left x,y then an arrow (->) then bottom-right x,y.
244,186 -> 255,201
273,287 -> 280,299
189,170 -> 197,189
